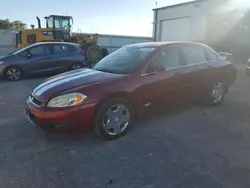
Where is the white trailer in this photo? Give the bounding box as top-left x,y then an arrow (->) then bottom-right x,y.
0,30 -> 152,56
72,33 -> 153,53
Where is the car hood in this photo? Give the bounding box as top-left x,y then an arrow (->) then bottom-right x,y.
32,68 -> 123,101
0,55 -> 6,61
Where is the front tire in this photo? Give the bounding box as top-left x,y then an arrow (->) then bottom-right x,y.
94,98 -> 134,140
4,66 -> 22,81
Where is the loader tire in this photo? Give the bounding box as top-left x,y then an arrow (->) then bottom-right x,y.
83,44 -> 101,64
100,48 -> 109,59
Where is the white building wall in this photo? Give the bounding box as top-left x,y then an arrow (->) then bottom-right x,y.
153,0 -> 226,42
0,29 -> 16,56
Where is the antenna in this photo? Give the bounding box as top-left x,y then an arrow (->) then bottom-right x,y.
155,1 -> 157,8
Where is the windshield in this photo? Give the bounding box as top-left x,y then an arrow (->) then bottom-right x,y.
93,46 -> 155,74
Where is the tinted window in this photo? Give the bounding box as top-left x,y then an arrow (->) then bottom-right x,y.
29,45 -> 46,55
93,46 -> 154,74
25,45 -> 52,56
151,47 -> 181,69
53,44 -> 73,54
182,46 -> 206,65
206,50 -> 217,61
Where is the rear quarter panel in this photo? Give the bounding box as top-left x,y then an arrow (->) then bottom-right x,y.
211,58 -> 237,87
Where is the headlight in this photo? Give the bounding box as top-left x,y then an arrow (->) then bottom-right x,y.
47,93 -> 87,108
0,61 -> 4,65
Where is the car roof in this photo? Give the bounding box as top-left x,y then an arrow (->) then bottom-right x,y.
30,42 -> 79,47
125,41 -> 210,48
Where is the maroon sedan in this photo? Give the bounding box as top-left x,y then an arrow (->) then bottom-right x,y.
26,42 -> 237,140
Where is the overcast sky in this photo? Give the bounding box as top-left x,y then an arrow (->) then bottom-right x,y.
0,0 -> 191,36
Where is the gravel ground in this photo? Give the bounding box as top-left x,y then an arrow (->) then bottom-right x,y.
0,65 -> 250,188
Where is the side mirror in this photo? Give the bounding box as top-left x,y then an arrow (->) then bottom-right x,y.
27,53 -> 32,58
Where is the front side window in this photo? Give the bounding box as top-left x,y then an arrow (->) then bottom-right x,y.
182,46 -> 206,65
93,46 -> 154,74
150,46 -> 181,70
47,17 -> 53,28
29,45 -> 46,55
28,45 -> 52,56
54,18 -> 69,30
206,50 -> 217,61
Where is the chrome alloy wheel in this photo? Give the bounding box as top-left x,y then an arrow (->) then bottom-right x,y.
211,82 -> 224,103
6,67 -> 21,81
246,61 -> 250,69
71,64 -> 81,70
102,104 -> 131,136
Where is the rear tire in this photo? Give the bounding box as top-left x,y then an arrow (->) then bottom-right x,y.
94,98 -> 134,140
82,44 -> 101,64
100,48 -> 109,59
205,81 -> 225,106
246,69 -> 250,76
4,66 -> 22,81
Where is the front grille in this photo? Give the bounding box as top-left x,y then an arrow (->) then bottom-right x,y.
30,95 -> 42,106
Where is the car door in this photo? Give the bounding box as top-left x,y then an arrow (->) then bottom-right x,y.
19,44 -> 52,74
45,44 -> 79,73
135,46 -> 183,110
179,44 -> 209,101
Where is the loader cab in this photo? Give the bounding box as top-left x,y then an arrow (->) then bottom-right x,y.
45,15 -> 73,41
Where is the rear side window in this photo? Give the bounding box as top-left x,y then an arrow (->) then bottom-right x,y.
206,50 -> 217,61
182,46 -> 206,65
53,44 -> 74,54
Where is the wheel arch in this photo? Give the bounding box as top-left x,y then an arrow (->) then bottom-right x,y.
94,91 -> 137,117
4,65 -> 24,75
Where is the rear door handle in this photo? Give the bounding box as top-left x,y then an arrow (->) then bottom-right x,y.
175,71 -> 180,76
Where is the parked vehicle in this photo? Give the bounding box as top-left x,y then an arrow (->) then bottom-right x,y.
246,58 -> 250,76
0,42 -> 85,81
26,41 -> 237,140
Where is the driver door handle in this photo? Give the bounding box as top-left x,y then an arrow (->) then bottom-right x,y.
144,71 -> 156,76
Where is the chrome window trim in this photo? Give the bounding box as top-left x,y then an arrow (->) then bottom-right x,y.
141,45 -> 180,76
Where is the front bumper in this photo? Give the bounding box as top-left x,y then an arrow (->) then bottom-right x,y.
0,65 -> 6,77
26,99 -> 97,131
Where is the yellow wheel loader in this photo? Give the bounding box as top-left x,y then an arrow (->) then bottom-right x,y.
14,15 -> 109,63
